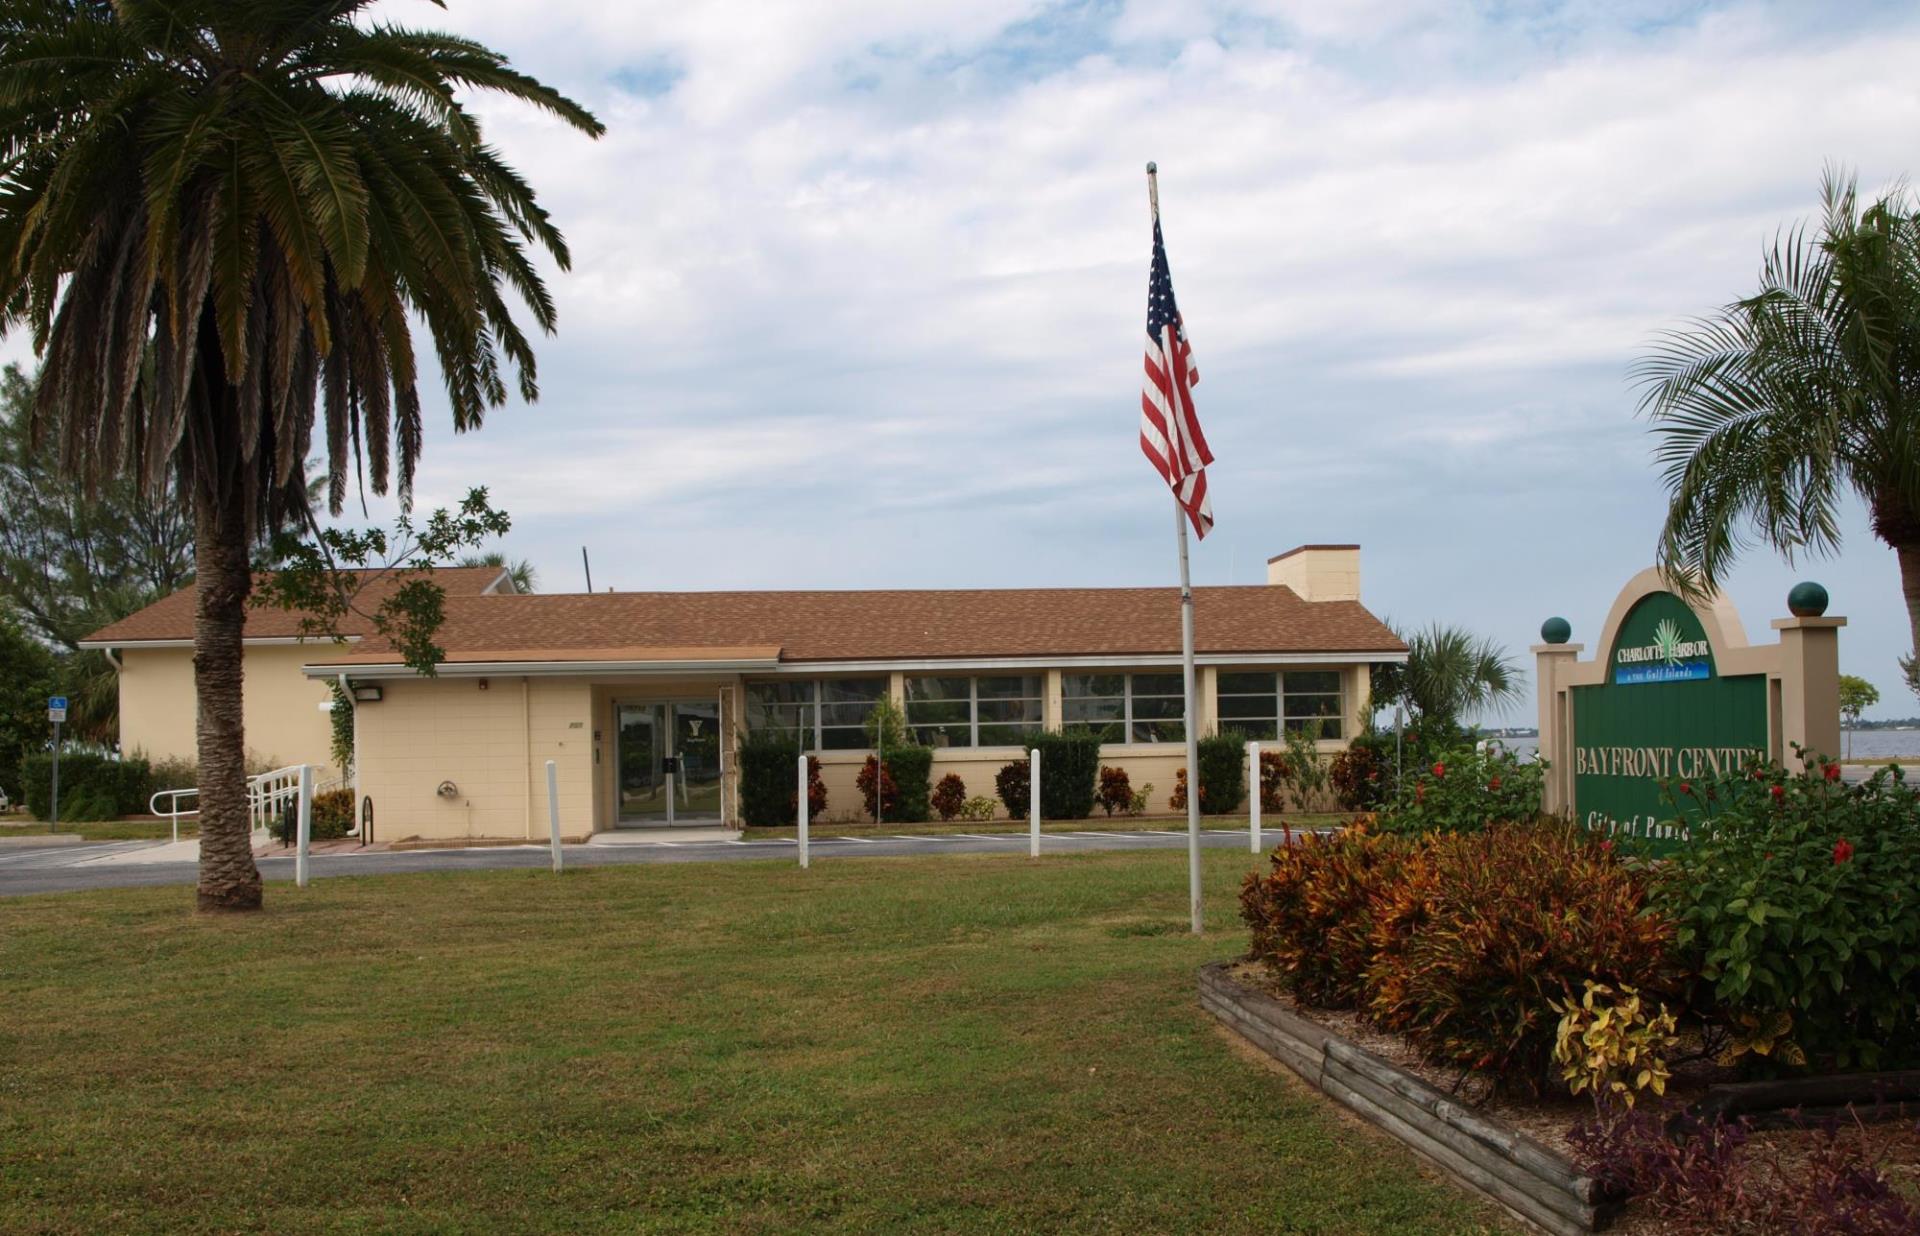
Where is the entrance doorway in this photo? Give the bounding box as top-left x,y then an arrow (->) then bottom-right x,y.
617,700 -> 724,826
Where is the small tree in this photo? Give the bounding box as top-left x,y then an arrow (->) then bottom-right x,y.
1838,674 -> 1880,759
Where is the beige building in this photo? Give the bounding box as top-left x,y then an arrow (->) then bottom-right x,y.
80,566 -> 516,781
88,546 -> 1402,841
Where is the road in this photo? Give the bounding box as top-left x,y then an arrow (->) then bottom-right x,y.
0,828 -> 1275,898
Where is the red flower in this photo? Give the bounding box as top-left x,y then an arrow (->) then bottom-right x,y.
1599,839 -> 1614,854
1834,837 -> 1854,865
1824,763 -> 1842,783
1432,762 -> 1446,778
1488,776 -> 1502,790
1678,782 -> 1691,797
1769,785 -> 1784,803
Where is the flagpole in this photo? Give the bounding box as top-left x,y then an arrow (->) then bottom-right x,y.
1148,160 -> 1204,936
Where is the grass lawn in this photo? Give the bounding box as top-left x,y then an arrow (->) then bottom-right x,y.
741,813 -> 1350,840
0,817 -> 195,841
0,849 -> 1501,1234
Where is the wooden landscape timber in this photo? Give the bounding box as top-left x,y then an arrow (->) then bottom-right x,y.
1198,960 -> 1615,1235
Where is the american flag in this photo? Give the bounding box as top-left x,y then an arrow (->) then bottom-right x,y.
1140,215 -> 1214,537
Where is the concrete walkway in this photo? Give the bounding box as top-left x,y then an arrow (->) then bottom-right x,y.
588,827 -> 739,845
0,827 -> 1274,898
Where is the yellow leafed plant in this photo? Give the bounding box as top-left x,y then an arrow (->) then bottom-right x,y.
1551,981 -> 1679,1108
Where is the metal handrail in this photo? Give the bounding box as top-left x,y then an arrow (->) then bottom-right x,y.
148,765 -> 314,846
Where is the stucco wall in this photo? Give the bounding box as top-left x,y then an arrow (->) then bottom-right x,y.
119,644 -> 341,778
352,676 -> 594,842
338,660 -> 1379,840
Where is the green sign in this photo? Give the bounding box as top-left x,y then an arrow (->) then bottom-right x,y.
1570,591 -> 1767,851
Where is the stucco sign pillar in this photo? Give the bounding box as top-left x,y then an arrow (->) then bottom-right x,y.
1533,569 -> 1846,850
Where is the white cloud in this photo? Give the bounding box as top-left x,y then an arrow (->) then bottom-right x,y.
9,0 -> 1918,718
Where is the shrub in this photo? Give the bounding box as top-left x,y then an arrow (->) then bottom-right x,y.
958,795 -> 999,822
739,730 -> 800,827
1657,759 -> 1920,1072
1329,737 -> 1389,812
1373,744 -> 1544,836
1551,981 -> 1678,1109
1030,730 -> 1100,820
311,788 -> 355,841
1279,728 -> 1330,812
1198,732 -> 1245,813
147,755 -> 199,792
930,773 -> 967,821
1129,783 -> 1154,815
995,760 -> 1029,816
859,748 -> 932,823
1171,733 -> 1248,815
22,753 -> 152,820
1096,766 -> 1132,817
1258,750 -> 1290,813
886,747 -> 932,823
1239,825 -> 1416,1008
1366,821 -> 1677,1094
857,756 -> 897,821
1568,1105 -> 1920,1235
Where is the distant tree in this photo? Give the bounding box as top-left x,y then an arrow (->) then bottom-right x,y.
1371,623 -> 1523,737
0,366 -> 194,742
458,551 -> 537,594
1636,172 -> 1920,702
1838,674 -> 1881,758
0,1 -> 601,911
0,609 -> 57,805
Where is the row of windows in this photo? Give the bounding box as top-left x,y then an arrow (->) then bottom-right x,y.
905,675 -> 1043,748
746,670 -> 1347,749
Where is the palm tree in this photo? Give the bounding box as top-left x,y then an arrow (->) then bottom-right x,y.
0,1 -> 601,910
458,550 -> 536,594
1636,171 -> 1920,695
1372,623 -> 1523,734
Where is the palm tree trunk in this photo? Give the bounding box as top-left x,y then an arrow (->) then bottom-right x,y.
1899,540 -> 1920,697
193,473 -> 262,912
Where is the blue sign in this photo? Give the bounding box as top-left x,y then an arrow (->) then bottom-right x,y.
48,696 -> 66,710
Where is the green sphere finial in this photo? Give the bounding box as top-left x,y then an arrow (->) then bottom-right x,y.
1788,581 -> 1829,617
1541,617 -> 1572,645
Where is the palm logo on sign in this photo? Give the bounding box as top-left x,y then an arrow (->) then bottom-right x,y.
1652,618 -> 1686,667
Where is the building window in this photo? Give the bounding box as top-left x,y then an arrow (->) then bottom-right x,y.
1217,670 -> 1346,741
745,680 -> 813,745
1062,672 -> 1187,743
906,675 -> 1043,748
745,678 -> 888,750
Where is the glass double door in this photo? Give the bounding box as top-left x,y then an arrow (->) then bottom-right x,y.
618,699 -> 723,826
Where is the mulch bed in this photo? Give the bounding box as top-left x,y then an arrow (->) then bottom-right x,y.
1220,960 -> 1920,1233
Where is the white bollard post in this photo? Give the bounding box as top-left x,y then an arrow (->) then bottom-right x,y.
295,763 -> 313,888
546,760 -> 563,873
797,753 -> 810,869
1028,747 -> 1041,858
1248,740 -> 1261,854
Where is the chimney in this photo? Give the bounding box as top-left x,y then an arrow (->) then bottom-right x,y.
1267,544 -> 1361,602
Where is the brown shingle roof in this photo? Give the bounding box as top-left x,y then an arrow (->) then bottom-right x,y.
80,566 -> 512,645
304,585 -> 1403,667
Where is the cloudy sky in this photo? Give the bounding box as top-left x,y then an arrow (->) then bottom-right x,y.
19,0 -> 1920,722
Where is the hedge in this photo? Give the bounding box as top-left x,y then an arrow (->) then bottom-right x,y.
739,730 -> 802,826
1196,732 -> 1247,814
1031,730 -> 1101,819
22,753 -> 152,821
881,746 -> 933,823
